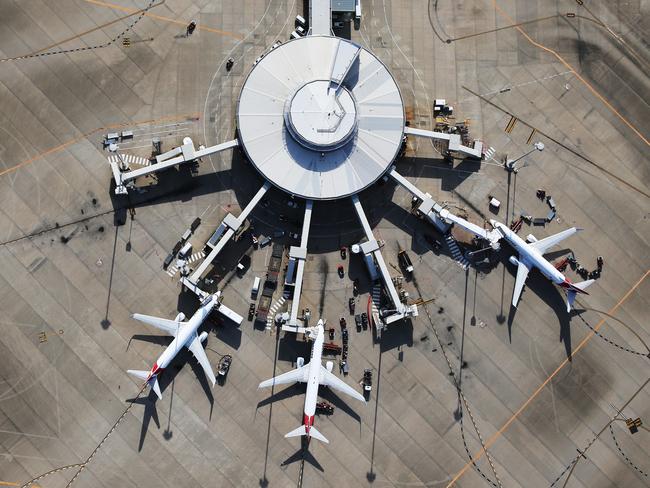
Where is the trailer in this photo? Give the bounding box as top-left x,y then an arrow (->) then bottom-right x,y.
398,250 -> 414,274
316,402 -> 334,415
322,342 -> 342,355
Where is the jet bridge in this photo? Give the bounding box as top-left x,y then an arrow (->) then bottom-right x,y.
187,182 -> 271,286
351,195 -> 417,326
110,137 -> 238,194
282,200 -> 314,332
404,127 -> 483,160
388,167 -> 501,246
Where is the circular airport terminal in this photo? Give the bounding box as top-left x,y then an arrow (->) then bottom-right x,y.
237,35 -> 405,200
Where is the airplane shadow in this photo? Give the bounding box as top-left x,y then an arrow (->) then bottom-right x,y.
281,437 -> 324,472
319,388 -> 362,426
503,260 -> 573,359
127,391 -> 161,452
126,346 -> 215,450
256,383 -> 305,410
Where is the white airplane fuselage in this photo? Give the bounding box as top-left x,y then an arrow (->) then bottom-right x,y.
492,221 -> 567,286
302,324 -> 325,435
147,295 -> 216,379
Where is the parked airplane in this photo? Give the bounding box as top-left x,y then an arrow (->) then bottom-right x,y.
489,220 -> 594,311
127,291 -> 242,399
258,321 -> 365,443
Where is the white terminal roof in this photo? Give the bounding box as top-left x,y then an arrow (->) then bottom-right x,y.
237,36 -> 405,200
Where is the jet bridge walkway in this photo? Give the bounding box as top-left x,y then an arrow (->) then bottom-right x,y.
187,182 -> 271,287
351,195 -> 417,327
282,200 -> 314,332
109,137 -> 238,195
388,167 -> 501,247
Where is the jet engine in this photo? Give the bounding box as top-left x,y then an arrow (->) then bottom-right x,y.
509,256 -> 520,267
297,357 -> 305,368
326,361 -> 334,373
174,312 -> 186,322
198,331 -> 208,343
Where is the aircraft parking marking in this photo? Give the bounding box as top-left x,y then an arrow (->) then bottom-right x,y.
447,269 -> 650,487
0,113 -> 200,179
80,0 -> 244,40
491,0 -> 650,147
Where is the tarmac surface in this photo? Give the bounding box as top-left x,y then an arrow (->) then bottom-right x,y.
0,1 -> 648,487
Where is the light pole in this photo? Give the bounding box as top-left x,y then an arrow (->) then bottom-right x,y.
504,141 -> 544,173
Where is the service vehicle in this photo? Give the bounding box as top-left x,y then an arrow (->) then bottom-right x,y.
398,250 -> 414,274
363,369 -> 372,394
316,402 -> 334,415
251,276 -> 261,299
218,355 -> 232,377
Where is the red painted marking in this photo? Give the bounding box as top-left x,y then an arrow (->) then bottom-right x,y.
303,414 -> 314,434
560,278 -> 590,295
149,362 -> 164,379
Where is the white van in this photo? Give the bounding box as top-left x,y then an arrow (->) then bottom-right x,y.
295,15 -> 306,27
178,241 -> 192,259
290,30 -> 300,40
251,276 -> 261,299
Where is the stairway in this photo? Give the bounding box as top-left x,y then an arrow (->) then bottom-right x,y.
444,234 -> 470,270
108,153 -> 151,168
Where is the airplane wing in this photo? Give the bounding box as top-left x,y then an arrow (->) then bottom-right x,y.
216,302 -> 243,325
319,366 -> 366,403
512,257 -> 531,308
132,314 -> 181,336
530,227 -> 580,255
258,365 -> 309,389
187,333 -> 216,386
